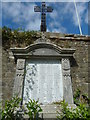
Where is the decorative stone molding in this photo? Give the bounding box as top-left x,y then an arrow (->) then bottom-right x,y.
62,58 -> 73,104
35,33 -> 51,43
11,42 -> 75,59
17,59 -> 25,70
13,59 -> 25,98
62,58 -> 70,70
11,42 -> 75,104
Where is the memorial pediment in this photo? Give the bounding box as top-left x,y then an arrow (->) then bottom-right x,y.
11,42 -> 75,59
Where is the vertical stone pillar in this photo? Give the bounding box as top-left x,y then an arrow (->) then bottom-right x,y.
13,59 -> 25,98
62,58 -> 73,104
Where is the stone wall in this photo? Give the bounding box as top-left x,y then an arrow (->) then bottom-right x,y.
46,33 -> 89,95
2,32 -> 90,104
56,39 -> 88,94
2,48 -> 16,105
0,29 -> 2,119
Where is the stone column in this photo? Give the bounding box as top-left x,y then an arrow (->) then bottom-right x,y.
13,59 -> 25,99
62,58 -> 73,104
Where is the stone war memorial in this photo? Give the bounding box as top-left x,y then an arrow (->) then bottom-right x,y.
1,2 -> 90,120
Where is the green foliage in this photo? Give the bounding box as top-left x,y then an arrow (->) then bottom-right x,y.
74,89 -> 90,106
57,100 -> 77,119
77,103 -> 89,119
1,95 -> 22,120
81,94 -> 90,106
57,90 -> 90,120
74,89 -> 81,105
53,101 -> 62,105
57,100 -> 90,120
0,27 -> 2,34
25,99 -> 42,120
1,95 -> 42,120
2,26 -> 12,48
2,26 -> 38,49
0,101 -> 2,119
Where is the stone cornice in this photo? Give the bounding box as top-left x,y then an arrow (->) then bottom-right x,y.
35,32 -> 90,41
10,42 -> 75,59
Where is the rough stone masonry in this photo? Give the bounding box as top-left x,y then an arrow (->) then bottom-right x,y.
1,32 -> 90,106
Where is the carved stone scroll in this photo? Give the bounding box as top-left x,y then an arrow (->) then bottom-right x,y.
62,58 -> 73,104
13,59 -> 25,98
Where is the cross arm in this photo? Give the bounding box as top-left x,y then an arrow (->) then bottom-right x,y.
34,6 -> 41,12
46,6 -> 53,12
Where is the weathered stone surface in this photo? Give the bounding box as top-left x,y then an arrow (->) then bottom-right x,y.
13,59 -> 25,98
11,41 -> 75,104
2,32 -> 90,105
2,49 -> 16,105
23,59 -> 63,104
0,46 -> 2,103
62,58 -> 73,104
20,104 -> 76,119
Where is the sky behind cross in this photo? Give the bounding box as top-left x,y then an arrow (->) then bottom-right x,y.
0,1 -> 89,35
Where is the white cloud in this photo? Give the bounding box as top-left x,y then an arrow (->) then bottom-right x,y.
48,2 -> 88,33
2,2 -> 67,32
26,18 -> 41,30
48,20 -> 67,33
3,2 -> 21,20
2,0 -> 20,1
52,27 -> 66,33
85,10 -> 88,24
73,3 -> 88,26
2,2 -> 88,33
0,2 -> 2,27
2,0 -> 90,2
52,2 -> 88,26
2,2 -> 41,30
49,10 -> 58,20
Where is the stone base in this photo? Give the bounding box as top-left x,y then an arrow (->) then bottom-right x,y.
23,104 -> 76,120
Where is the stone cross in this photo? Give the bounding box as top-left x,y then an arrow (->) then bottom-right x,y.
34,2 -> 53,32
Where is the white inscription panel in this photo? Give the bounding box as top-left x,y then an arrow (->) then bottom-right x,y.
23,59 -> 63,104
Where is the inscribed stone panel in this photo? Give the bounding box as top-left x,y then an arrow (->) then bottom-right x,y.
23,59 -> 63,104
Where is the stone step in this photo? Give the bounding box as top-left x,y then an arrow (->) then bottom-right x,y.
23,104 -> 76,120
24,113 -> 57,120
41,104 -> 60,113
23,104 -> 61,119
39,113 -> 57,119
39,105 -> 61,119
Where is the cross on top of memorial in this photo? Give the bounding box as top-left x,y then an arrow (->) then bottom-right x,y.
34,2 -> 53,32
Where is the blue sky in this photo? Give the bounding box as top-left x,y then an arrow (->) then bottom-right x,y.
1,0 -> 89,35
